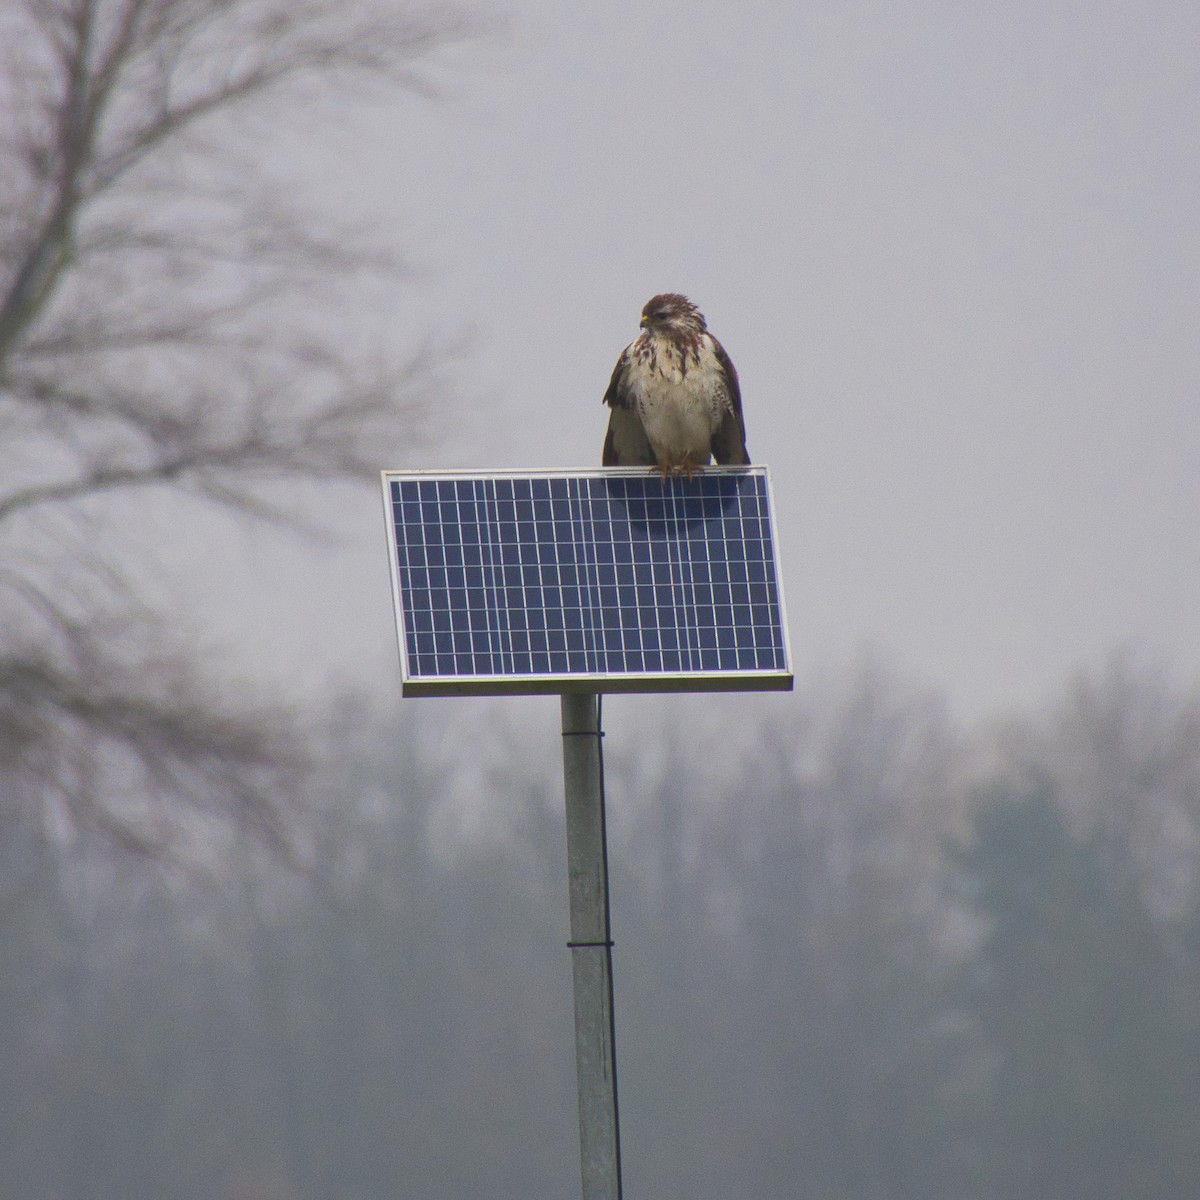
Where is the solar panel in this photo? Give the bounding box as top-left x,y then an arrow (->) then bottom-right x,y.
381,466 -> 793,696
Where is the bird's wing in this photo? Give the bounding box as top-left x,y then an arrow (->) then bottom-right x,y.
709,336 -> 750,464
603,347 -> 634,410
602,346 -> 654,465
603,406 -> 655,466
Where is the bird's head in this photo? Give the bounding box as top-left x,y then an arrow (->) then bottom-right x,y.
639,293 -> 707,336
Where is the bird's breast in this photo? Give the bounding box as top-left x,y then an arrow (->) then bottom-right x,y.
629,347 -> 726,464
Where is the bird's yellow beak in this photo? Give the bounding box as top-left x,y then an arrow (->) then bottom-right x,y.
639,314 -> 649,328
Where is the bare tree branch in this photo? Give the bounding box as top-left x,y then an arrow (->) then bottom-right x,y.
0,0 -> 480,856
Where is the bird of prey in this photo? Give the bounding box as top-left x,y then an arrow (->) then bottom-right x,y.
602,292 -> 749,476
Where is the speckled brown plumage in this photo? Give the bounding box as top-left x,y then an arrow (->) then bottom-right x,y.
602,294 -> 748,475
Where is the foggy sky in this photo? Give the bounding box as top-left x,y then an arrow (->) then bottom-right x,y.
200,0 -> 1200,723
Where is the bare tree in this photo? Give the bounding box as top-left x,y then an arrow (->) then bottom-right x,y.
991,654 -> 1200,917
0,0 -> 474,854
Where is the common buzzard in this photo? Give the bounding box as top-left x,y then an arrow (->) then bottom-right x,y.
602,293 -> 749,475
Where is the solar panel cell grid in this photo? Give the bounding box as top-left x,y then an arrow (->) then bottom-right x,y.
383,467 -> 792,695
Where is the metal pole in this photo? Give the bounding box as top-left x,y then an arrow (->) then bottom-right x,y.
560,691 -> 623,1200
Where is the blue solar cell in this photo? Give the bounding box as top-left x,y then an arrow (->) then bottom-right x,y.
382,467 -> 793,695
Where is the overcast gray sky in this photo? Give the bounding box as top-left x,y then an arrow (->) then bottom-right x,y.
206,0 -> 1199,724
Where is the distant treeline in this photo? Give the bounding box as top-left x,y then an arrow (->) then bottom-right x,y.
3,658 -> 1198,1199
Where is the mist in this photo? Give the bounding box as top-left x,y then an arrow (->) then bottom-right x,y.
4,1 -> 1198,1196
5,659 -> 1199,1198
